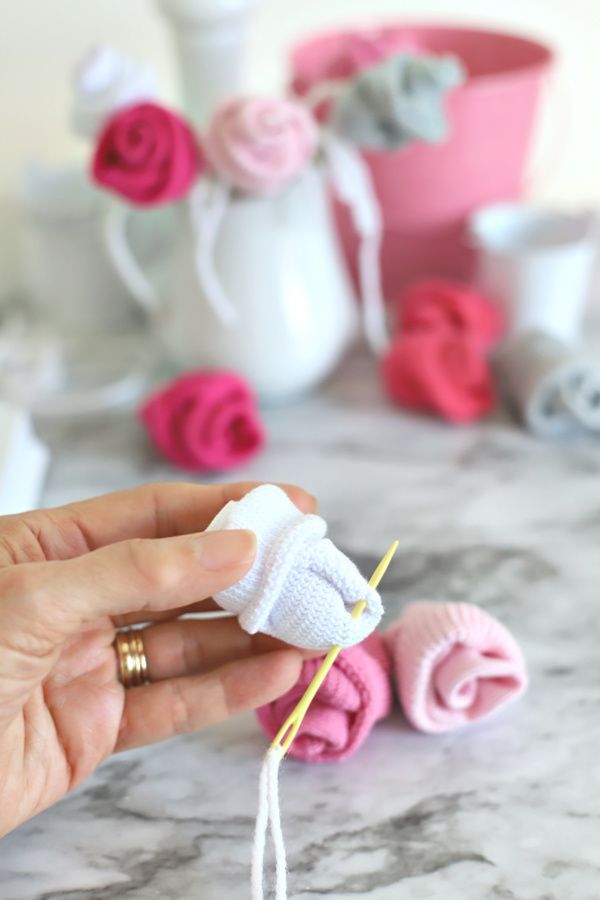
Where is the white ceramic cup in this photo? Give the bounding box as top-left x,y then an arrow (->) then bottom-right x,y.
468,203 -> 599,343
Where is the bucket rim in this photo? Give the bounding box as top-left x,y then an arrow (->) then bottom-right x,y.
290,21 -> 555,88
467,202 -> 598,258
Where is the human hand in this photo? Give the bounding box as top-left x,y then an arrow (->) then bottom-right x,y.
0,481 -> 315,837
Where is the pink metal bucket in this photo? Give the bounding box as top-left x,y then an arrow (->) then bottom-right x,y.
290,24 -> 555,297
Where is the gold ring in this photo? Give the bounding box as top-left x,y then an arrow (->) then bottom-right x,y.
114,628 -> 149,689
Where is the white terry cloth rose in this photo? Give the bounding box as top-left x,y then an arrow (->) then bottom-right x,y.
207,484 -> 383,649
72,44 -> 158,138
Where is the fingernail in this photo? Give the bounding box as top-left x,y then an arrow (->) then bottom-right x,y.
194,529 -> 257,571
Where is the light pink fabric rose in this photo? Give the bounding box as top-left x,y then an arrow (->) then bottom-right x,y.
385,602 -> 528,733
205,97 -> 318,195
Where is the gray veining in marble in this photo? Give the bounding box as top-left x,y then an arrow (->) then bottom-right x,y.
1,351 -> 600,900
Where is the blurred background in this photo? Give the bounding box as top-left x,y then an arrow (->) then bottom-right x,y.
0,0 -> 598,301
1,0 -> 599,514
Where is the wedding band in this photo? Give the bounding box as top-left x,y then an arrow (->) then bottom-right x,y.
114,628 -> 149,689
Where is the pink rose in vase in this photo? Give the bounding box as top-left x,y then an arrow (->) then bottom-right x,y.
92,101 -> 202,206
205,96 -> 318,195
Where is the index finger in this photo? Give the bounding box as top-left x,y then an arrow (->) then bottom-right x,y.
3,481 -> 316,562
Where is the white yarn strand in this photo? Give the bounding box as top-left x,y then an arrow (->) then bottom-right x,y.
251,748 -> 287,900
323,134 -> 388,354
251,754 -> 270,900
189,179 -> 238,327
268,750 -> 287,899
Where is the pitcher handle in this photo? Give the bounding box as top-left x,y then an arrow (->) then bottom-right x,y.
323,133 -> 389,354
105,203 -> 159,314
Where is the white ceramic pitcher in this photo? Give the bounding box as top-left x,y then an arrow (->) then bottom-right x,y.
106,165 -> 358,403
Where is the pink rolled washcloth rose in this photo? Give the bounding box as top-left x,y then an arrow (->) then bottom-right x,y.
381,330 -> 496,424
139,370 -> 265,472
92,102 -> 202,206
385,602 -> 528,734
393,278 -> 504,349
256,632 -> 392,762
205,96 -> 318,195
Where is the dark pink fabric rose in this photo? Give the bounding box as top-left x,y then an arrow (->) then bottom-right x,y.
256,633 -> 392,762
139,371 -> 265,472
381,331 -> 496,424
92,102 -> 202,206
394,279 -> 504,349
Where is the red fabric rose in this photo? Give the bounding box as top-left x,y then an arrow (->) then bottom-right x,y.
394,279 -> 503,349
92,102 -> 202,206
139,371 -> 266,472
381,331 -> 495,423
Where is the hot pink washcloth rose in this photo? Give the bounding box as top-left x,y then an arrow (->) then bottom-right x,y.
205,96 -> 318,195
256,632 -> 392,762
92,102 -> 202,206
394,279 -> 503,349
139,371 -> 265,472
381,331 -> 495,423
385,602 -> 528,734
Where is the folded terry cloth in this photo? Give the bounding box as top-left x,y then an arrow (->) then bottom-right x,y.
256,632 -> 392,761
206,484 -> 382,650
331,52 -> 464,151
73,44 -> 158,138
494,330 -> 600,438
385,602 -> 528,733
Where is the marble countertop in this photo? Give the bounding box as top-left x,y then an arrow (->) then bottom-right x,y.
2,352 -> 600,900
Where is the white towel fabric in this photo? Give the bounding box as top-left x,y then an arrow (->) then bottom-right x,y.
494,330 -> 600,438
206,484 -> 382,649
72,44 -> 158,139
331,52 -> 464,151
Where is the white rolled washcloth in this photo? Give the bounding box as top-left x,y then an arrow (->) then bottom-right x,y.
72,44 -> 158,139
206,484 -> 383,650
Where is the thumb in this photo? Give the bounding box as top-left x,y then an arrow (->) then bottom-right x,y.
0,528 -> 256,670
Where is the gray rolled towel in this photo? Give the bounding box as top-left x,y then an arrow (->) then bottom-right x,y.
493,331 -> 600,438
330,51 -> 465,151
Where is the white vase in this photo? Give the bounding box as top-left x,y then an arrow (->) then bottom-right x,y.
21,164 -> 139,335
106,166 -> 358,403
156,0 -> 259,127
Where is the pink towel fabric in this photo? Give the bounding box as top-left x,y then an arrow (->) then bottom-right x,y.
385,602 -> 528,734
256,632 -> 392,762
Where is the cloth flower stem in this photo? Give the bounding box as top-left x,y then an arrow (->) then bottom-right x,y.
271,540 -> 398,759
